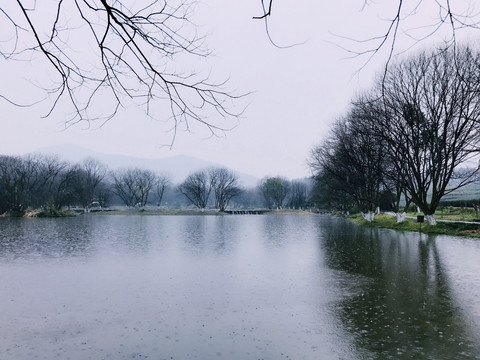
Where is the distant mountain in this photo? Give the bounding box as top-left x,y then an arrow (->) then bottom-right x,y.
34,144 -> 260,187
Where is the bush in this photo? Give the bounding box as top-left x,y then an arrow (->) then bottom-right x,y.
36,205 -> 69,218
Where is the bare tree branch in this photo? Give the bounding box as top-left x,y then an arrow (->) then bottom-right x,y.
259,1 -> 480,67
0,1 -> 245,141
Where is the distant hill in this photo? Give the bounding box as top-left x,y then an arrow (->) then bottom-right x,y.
441,183 -> 480,202
34,144 -> 260,187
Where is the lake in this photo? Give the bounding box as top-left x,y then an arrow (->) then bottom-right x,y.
0,214 -> 479,359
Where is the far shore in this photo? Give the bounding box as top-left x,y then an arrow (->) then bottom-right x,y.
85,208 -> 315,216
3,207 -> 316,218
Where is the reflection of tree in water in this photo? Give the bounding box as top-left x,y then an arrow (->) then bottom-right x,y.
319,218 -> 480,359
262,215 -> 289,247
181,216 -> 207,253
181,217 -> 239,254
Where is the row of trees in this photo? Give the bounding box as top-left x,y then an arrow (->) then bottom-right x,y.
0,154 -> 312,216
0,154 -> 174,216
309,45 -> 480,225
0,155 -> 108,216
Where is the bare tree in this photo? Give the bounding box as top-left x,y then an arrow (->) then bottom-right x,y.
112,168 -> 156,208
133,169 -> 157,207
0,155 -> 44,215
112,169 -> 137,207
209,167 -> 242,211
155,173 -> 171,207
371,45 -> 480,224
309,170 -> 354,213
78,158 -> 108,210
50,165 -> 80,210
1,1 -> 242,137
95,181 -> 112,208
310,45 -> 480,225
179,169 -> 212,210
26,154 -> 72,211
309,105 -> 386,221
287,180 -> 308,210
0,155 -> 26,215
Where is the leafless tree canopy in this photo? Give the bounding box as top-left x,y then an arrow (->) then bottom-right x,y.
309,106 -> 385,214
155,173 -> 170,206
309,45 -> 480,224
375,46 -> 480,216
75,157 -> 108,209
112,167 -> 157,207
209,167 -> 241,211
1,1 -> 241,137
179,169 -> 211,209
0,153 -> 111,214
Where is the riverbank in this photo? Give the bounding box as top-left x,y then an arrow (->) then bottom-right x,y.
6,208 -> 314,217
350,213 -> 480,237
87,208 -> 315,216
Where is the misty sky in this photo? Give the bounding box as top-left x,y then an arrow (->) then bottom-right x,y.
1,1 -> 477,179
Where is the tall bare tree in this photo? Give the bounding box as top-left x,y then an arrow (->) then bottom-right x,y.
287,180 -> 309,210
179,169 -> 212,210
209,167 -> 242,212
26,154 -> 71,211
371,45 -> 480,224
309,104 -> 386,221
76,158 -> 108,210
112,168 -> 156,208
155,173 -> 171,207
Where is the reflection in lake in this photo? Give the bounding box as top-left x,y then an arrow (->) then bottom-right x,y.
319,218 -> 480,359
0,215 -> 479,359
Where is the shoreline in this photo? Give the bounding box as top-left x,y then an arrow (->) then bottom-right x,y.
2,208 -> 316,218
349,213 -> 480,238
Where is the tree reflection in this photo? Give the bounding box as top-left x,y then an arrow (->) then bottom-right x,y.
318,218 -> 480,359
179,216 -> 239,255
261,215 -> 289,247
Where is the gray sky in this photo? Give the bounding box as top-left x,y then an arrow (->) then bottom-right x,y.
1,1 -> 476,179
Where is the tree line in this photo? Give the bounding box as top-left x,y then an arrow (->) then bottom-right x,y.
308,45 -> 480,225
0,154 -> 313,216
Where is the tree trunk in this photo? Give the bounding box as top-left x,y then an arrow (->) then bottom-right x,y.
426,214 -> 437,226
361,211 -> 375,222
395,212 -> 406,223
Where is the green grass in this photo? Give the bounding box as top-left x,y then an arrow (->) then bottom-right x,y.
350,213 -> 480,237
434,207 -> 480,222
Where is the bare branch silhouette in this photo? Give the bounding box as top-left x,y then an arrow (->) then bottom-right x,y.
258,1 -> 480,64
0,1 -> 244,139
252,0 -> 305,49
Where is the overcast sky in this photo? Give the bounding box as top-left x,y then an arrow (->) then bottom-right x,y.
1,1 -> 476,179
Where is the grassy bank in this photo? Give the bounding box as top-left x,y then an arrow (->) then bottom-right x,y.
350,213 -> 480,237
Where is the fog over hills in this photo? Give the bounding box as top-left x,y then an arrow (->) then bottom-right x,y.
34,144 -> 260,187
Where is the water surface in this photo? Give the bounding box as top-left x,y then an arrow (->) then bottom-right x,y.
0,215 -> 479,359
